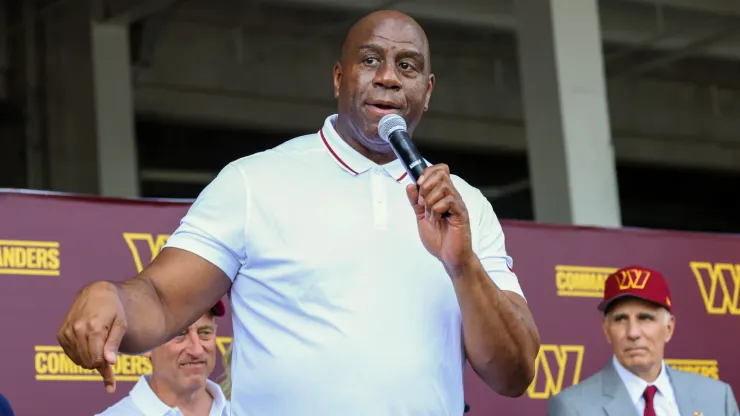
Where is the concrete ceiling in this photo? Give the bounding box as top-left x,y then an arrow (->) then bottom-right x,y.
248,0 -> 740,61
94,0 -> 740,70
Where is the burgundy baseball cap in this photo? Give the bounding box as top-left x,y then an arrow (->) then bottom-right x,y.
210,299 -> 226,317
597,265 -> 672,313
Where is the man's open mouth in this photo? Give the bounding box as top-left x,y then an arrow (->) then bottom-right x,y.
367,100 -> 402,110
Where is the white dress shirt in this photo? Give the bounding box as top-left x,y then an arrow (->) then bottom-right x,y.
94,374 -> 230,416
613,355 -> 681,416
164,113 -> 526,415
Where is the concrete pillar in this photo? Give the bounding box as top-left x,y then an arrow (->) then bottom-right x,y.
515,0 -> 621,227
42,2 -> 139,197
91,21 -> 140,197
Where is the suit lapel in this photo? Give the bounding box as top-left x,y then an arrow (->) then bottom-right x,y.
666,366 -> 695,415
601,360 -> 640,416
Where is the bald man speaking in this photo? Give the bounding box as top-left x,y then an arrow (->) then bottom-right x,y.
57,10 -> 540,415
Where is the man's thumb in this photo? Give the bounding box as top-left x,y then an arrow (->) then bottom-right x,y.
98,363 -> 117,393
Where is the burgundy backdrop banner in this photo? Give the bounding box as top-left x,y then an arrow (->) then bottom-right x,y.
0,190 -> 738,415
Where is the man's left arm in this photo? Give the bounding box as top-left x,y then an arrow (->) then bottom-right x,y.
448,198 -> 540,397
726,384 -> 739,416
409,165 -> 540,397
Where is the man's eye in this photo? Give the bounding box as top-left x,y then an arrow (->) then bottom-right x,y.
399,62 -> 413,70
364,57 -> 379,64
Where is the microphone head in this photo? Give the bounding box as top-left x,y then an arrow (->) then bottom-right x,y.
378,114 -> 407,143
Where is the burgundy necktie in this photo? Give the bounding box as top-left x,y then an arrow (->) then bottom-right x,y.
643,385 -> 658,416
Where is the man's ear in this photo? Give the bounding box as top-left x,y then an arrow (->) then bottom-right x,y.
333,62 -> 342,99
601,315 -> 612,345
424,73 -> 435,112
664,311 -> 676,344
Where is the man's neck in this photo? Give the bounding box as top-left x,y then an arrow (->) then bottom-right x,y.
334,115 -> 396,165
615,355 -> 663,383
148,376 -> 214,416
634,362 -> 663,383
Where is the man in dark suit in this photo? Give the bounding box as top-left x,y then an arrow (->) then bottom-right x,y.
0,393 -> 14,416
548,265 -> 739,416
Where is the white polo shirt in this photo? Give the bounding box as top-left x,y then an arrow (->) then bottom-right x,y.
165,114 -> 525,415
94,374 -> 230,416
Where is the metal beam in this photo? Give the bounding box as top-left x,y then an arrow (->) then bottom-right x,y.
480,179 -> 531,200
611,23 -> 739,78
100,0 -> 180,24
140,168 -> 216,184
620,0 -> 740,17
252,0 -> 740,60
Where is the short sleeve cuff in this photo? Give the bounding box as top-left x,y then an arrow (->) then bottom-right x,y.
481,257 -> 526,300
165,228 -> 242,281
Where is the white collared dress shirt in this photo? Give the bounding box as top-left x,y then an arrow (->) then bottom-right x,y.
164,113 -> 526,415
613,355 -> 681,416
94,374 -> 230,416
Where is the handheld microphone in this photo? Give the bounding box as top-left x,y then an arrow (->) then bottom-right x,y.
378,114 -> 450,218
378,114 -> 428,184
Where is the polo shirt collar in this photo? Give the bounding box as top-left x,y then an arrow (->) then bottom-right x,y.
130,374 -> 228,416
320,114 -> 409,183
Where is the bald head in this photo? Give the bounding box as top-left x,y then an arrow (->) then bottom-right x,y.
340,10 -> 431,73
331,9 -> 435,159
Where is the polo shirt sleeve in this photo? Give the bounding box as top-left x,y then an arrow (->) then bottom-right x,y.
475,193 -> 526,300
164,162 -> 249,281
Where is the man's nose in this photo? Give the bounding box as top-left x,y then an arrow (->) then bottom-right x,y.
373,62 -> 402,90
626,319 -> 642,340
185,332 -> 206,355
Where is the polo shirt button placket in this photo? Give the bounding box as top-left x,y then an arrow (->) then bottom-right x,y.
371,167 -> 389,230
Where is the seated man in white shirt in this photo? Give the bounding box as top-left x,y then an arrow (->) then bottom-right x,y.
95,300 -> 230,416
547,265 -> 739,416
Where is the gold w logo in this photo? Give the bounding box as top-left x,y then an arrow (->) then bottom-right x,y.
123,233 -> 170,273
527,344 -> 584,399
690,262 -> 740,315
216,337 -> 233,358
615,269 -> 651,290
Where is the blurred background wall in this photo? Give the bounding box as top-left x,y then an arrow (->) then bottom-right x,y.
1,0 -> 739,233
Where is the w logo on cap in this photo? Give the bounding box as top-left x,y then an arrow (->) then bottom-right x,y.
616,269 -> 651,290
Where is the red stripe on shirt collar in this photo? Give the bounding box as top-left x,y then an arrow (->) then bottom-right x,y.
320,128 -> 409,182
320,129 -> 358,175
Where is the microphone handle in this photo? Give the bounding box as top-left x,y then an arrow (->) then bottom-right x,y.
389,130 -> 427,183
388,130 -> 451,218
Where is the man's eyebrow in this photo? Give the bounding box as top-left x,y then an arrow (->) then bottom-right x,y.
358,44 -> 426,66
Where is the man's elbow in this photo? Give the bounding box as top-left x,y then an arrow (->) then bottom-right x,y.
479,355 -> 537,397
493,363 -> 536,397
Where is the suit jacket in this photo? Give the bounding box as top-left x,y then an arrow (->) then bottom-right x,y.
547,360 -> 739,416
0,393 -> 14,416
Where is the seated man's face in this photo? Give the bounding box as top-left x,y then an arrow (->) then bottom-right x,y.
602,297 -> 675,374
148,314 -> 218,392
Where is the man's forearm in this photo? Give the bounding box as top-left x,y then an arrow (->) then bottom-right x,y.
114,276 -> 173,354
447,255 -> 540,397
